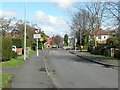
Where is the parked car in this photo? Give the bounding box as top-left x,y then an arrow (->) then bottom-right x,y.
12,45 -> 17,52
52,45 -> 57,48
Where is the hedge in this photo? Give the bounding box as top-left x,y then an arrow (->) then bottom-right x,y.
11,51 -> 17,58
2,37 -> 12,61
12,38 -> 22,48
27,39 -> 32,47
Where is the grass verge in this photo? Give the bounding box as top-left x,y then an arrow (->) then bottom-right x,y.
0,56 -> 23,68
28,50 -> 35,56
90,53 -> 120,60
0,73 -> 13,88
81,51 -> 120,60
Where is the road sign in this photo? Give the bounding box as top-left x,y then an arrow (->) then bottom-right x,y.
40,37 -> 44,42
35,29 -> 40,34
33,34 -> 41,39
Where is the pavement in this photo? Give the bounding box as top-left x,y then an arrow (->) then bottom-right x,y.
3,50 -> 55,88
69,50 -> 120,67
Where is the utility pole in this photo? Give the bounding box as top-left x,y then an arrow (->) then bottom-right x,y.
24,1 -> 27,60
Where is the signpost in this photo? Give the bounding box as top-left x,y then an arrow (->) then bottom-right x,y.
33,34 -> 41,39
33,29 -> 41,57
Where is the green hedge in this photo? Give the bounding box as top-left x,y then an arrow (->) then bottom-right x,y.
114,49 -> 120,59
12,38 -> 22,48
38,41 -> 43,50
21,38 -> 33,48
27,39 -> 32,47
11,51 -> 17,58
2,37 -> 12,61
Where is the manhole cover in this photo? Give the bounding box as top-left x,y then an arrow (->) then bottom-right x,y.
39,67 -> 46,72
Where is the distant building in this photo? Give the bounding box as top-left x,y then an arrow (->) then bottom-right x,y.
45,35 -> 51,48
89,28 -> 110,45
68,37 -> 74,47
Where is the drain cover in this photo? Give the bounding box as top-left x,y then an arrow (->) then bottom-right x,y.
39,67 -> 46,72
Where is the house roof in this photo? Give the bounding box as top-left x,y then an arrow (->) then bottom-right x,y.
90,28 -> 109,35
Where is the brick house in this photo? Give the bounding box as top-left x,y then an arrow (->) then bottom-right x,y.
45,35 -> 51,48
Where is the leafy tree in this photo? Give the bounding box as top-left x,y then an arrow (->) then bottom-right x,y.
40,31 -> 47,44
106,36 -> 119,48
64,34 -> 68,46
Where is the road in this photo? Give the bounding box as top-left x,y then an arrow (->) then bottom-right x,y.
4,49 -> 118,88
44,48 -> 118,88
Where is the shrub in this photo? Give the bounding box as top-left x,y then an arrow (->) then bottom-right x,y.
12,38 -> 22,48
114,49 -> 120,59
38,41 -> 43,50
11,51 -> 17,58
32,43 -> 36,51
27,39 -> 32,47
2,37 -> 12,61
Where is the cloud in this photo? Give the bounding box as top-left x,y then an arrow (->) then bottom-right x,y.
0,10 -> 16,17
54,0 -> 73,9
35,10 -> 65,26
34,10 -> 69,37
1,0 -> 119,2
101,25 -> 119,31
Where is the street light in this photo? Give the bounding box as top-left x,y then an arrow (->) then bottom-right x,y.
24,1 -> 27,60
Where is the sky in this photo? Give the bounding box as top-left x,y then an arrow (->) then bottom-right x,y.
0,1 -> 77,37
0,0 -> 119,37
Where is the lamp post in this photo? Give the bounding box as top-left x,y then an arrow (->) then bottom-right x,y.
24,1 -> 27,60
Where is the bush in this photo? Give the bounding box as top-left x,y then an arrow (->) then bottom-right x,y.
27,39 -> 32,47
2,37 -> 12,61
38,41 -> 43,50
32,43 -> 36,51
38,44 -> 42,50
88,46 -> 93,52
11,51 -> 17,58
114,49 -> 120,59
12,38 -> 22,48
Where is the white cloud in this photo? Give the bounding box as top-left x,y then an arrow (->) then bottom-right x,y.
0,10 -> 16,17
34,10 -> 69,37
35,10 -> 65,26
54,0 -> 73,9
1,0 -> 119,2
102,25 -> 119,31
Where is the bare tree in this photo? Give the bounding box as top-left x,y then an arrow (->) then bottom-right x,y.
105,1 -> 120,21
51,35 -> 63,45
104,1 -> 120,36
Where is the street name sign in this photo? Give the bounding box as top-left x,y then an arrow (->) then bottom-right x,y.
33,34 -> 41,39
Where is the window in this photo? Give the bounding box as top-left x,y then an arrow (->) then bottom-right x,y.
98,36 -> 101,39
104,36 -> 106,39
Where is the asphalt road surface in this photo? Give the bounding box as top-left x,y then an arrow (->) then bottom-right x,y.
44,48 -> 118,88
